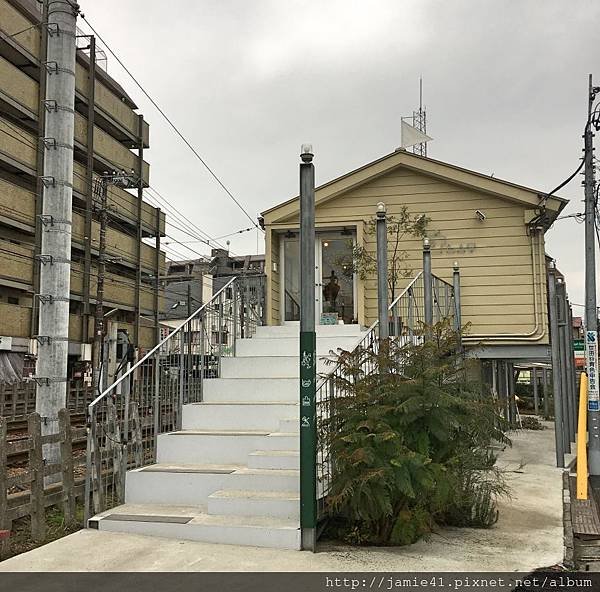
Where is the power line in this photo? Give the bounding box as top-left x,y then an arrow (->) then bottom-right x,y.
78,14 -> 262,231
0,118 -> 239,256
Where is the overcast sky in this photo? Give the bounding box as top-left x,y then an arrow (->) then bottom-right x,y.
81,0 -> 599,311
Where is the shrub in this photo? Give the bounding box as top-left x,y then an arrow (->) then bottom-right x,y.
321,321 -> 510,545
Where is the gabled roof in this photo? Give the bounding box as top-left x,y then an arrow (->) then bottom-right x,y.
261,149 -> 568,229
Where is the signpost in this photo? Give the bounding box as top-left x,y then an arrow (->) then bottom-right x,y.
587,330 -> 599,412
299,144 -> 317,551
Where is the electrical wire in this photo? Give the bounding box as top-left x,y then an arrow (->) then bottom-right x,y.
77,14 -> 262,231
0,118 -> 243,258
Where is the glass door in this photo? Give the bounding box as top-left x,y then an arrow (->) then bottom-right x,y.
318,235 -> 355,324
282,231 -> 356,325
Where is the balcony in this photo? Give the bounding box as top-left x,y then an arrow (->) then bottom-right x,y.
0,0 -> 148,148
75,63 -> 150,147
0,176 -> 34,230
71,211 -> 163,272
0,0 -> 39,60
0,53 -> 37,118
72,162 -> 164,236
73,113 -> 150,185
0,301 -> 31,338
0,116 -> 37,173
0,238 -> 34,286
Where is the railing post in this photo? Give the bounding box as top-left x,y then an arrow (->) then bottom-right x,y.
217,291 -> 224,377
542,366 -> 549,418
548,265 -> 565,467
199,315 -> 205,401
153,356 -> 160,461
452,262 -> 461,331
178,328 -> 185,429
423,238 -> 433,331
532,367 -> 539,415
376,202 -> 389,340
233,281 -> 239,355
299,143 -> 317,552
83,409 -> 93,526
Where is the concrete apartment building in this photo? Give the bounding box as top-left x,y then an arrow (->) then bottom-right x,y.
0,0 -> 165,392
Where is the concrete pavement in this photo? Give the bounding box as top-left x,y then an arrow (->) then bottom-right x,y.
0,421 -> 570,572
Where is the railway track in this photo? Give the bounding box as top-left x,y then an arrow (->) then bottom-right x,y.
4,412 -> 87,467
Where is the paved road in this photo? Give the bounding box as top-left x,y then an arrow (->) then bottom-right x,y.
0,421 -> 570,572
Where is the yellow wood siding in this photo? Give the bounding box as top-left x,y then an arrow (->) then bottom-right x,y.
354,170 -> 546,341
265,230 -> 281,325
265,166 -> 549,344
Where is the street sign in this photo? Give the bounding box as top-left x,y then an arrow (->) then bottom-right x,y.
574,339 -> 585,353
587,330 -> 599,411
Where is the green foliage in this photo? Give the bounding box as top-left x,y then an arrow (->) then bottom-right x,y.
520,416 -> 545,430
321,321 -> 510,546
336,207 -> 429,302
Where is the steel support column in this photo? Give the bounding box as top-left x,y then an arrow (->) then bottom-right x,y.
82,35 -> 95,343
423,238 -> 433,329
134,114 -> 144,350
376,202 -> 388,340
548,267 -> 565,467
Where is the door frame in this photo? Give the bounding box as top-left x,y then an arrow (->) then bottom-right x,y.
279,230 -> 357,325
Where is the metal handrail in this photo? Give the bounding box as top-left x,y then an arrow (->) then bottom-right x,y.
88,277 -> 237,410
315,272 -> 425,389
84,274 -> 264,524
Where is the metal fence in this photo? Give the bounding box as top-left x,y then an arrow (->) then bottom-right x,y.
315,271 -> 456,523
83,275 -> 264,523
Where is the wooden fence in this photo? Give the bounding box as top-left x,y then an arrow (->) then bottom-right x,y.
0,409 -> 86,546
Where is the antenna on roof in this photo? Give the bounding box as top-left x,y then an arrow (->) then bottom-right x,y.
399,77 -> 432,156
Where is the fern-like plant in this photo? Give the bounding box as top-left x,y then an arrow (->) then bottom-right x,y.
321,321 -> 510,545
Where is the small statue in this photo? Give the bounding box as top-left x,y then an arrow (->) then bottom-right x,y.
323,271 -> 340,307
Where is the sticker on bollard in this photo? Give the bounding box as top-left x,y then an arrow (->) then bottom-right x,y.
587,330 -> 599,412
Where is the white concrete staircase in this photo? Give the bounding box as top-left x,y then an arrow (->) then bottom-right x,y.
88,323 -> 365,550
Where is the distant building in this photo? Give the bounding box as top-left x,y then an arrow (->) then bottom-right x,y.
162,249 -> 265,321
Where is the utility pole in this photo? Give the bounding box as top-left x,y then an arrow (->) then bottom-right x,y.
92,172 -> 138,395
92,177 -> 107,395
299,143 -> 317,552
34,0 -> 78,474
585,74 -> 600,475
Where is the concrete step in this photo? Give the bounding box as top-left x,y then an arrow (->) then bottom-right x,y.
248,450 -> 299,470
235,336 -> 362,357
125,463 -> 241,506
182,402 -> 297,431
91,503 -> 300,550
125,464 -> 299,506
157,430 -> 299,465
202,378 -> 297,402
227,467 -> 299,492
254,323 -> 363,338
221,356 -> 332,379
208,489 -> 300,520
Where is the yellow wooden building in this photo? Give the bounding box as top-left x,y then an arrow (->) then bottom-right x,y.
260,149 -> 567,362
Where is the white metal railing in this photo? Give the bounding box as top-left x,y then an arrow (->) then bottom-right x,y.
83,274 -> 264,523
